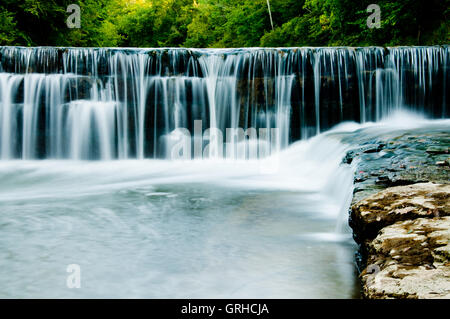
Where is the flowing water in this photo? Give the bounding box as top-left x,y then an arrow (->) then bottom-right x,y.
0,133 -> 357,298
0,46 -> 448,298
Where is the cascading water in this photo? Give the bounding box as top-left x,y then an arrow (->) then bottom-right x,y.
0,46 -> 447,159
0,46 -> 449,298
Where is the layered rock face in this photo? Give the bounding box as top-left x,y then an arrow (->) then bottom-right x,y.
363,216 -> 450,298
352,184 -> 450,298
345,130 -> 450,298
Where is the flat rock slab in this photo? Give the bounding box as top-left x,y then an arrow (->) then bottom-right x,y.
343,131 -> 450,207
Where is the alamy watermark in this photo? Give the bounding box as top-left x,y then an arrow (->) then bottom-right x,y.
367,264 -> 380,275
166,120 -> 281,174
367,4 -> 381,29
67,4 -> 81,29
66,264 -> 81,288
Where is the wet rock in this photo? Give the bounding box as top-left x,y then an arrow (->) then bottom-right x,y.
343,152 -> 355,164
362,143 -> 386,153
346,132 -> 450,200
426,146 -> 449,154
375,173 -> 429,187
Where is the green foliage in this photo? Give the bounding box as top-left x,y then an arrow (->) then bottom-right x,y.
185,0 -> 307,47
0,0 -> 119,46
0,8 -> 23,45
261,0 -> 449,47
0,0 -> 448,47
0,0 -> 67,46
215,0 -> 270,47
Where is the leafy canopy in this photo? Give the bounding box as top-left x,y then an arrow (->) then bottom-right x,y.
0,0 -> 448,47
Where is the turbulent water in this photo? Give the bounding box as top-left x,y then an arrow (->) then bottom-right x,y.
0,132 -> 356,298
1,115 -> 449,298
0,46 -> 448,298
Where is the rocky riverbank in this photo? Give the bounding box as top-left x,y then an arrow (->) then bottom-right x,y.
343,129 -> 450,298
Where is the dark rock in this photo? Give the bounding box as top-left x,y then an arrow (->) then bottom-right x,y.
426,146 -> 449,154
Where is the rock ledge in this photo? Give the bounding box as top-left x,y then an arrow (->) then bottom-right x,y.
351,183 -> 450,299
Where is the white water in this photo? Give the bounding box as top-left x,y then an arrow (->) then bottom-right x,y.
1,114 -> 448,298
0,142 -> 355,298
0,46 -> 448,298
0,46 -> 447,159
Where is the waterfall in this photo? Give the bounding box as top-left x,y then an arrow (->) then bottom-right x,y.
0,46 -> 448,160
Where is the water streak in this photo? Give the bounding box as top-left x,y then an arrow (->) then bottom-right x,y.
0,46 -> 448,160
